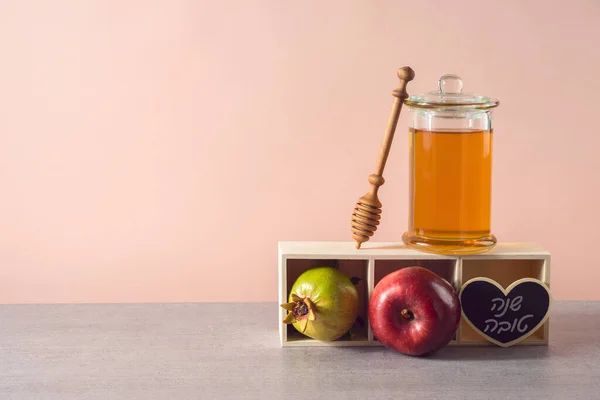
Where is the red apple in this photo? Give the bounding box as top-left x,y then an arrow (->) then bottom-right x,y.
369,266 -> 461,356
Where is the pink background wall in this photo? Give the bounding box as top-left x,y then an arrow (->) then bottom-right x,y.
1,1 -> 599,303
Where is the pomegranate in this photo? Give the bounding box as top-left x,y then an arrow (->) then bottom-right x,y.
281,266 -> 359,341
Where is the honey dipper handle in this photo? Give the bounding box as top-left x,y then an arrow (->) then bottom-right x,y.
374,67 -> 415,177
351,66 -> 415,249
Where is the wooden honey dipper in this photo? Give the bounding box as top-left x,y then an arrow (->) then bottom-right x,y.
351,66 -> 415,249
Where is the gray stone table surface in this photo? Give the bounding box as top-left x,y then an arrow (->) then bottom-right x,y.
1,301 -> 599,400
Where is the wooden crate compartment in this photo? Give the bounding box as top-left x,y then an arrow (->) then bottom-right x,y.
461,258 -> 547,288
278,242 -> 551,348
373,258 -> 459,343
374,259 -> 458,290
457,256 -> 550,345
281,258 -> 369,346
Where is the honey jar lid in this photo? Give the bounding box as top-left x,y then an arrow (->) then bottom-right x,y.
405,74 -> 499,110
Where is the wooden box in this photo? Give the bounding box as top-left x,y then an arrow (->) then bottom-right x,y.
278,242 -> 550,347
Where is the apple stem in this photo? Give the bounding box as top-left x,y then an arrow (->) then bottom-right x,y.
400,309 -> 414,321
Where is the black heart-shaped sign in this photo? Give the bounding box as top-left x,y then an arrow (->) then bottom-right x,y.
459,277 -> 552,347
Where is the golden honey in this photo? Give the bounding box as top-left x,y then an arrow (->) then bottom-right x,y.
402,128 -> 495,254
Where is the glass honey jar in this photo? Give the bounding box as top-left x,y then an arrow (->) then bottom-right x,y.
402,74 -> 499,255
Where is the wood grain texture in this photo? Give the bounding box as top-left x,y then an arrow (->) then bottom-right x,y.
1,302 -> 599,399
279,241 -> 551,347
